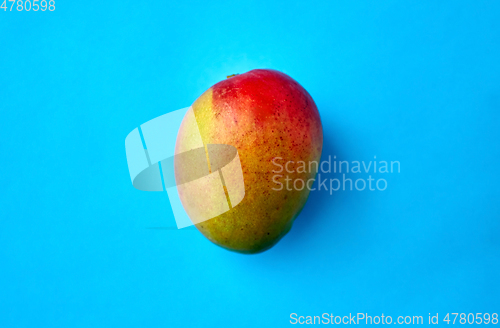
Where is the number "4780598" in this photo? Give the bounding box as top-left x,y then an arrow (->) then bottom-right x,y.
1,0 -> 55,11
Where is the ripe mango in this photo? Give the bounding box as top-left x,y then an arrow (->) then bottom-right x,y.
175,69 -> 323,254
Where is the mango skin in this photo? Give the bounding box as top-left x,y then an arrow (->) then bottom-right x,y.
175,69 -> 323,254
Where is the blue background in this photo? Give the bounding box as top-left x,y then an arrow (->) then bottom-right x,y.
1,1 -> 499,327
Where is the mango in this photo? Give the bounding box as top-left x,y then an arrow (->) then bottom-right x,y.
175,69 -> 323,254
